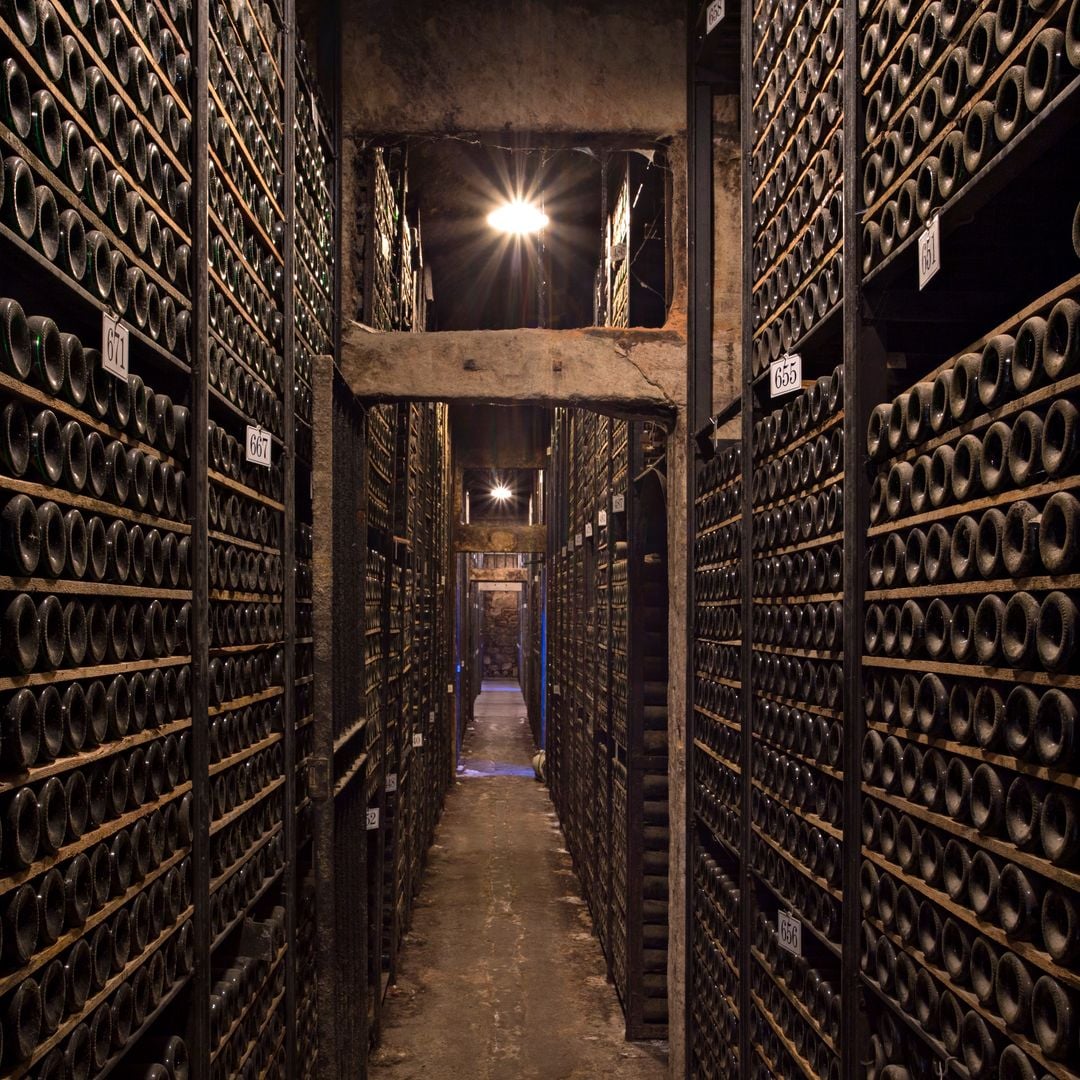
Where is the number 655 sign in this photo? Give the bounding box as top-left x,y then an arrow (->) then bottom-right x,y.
769,352 -> 802,398
246,425 -> 272,468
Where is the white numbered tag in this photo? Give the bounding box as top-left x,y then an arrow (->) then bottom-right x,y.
769,352 -> 802,398
429,710 -> 436,721
598,510 -> 608,527
707,0 -> 725,31
412,733 -> 423,748
385,773 -> 398,793
575,532 -> 583,547
246,425 -> 272,468
778,911 -> 801,956
366,808 -> 380,830
919,214 -> 941,289
102,312 -> 129,380
585,523 -> 593,538
612,494 -> 625,513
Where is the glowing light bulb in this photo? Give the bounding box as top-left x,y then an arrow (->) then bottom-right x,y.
487,200 -> 549,235
491,485 -> 513,500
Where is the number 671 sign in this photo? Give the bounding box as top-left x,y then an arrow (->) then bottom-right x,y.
102,312 -> 129,380
245,425 -> 272,468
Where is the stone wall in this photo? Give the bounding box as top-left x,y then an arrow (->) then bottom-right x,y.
482,591 -> 521,679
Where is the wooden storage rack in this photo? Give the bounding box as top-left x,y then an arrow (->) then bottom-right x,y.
546,410 -> 671,1040
687,0 -> 1080,1076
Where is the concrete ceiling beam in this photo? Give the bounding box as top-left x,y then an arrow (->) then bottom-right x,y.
337,324 -> 686,421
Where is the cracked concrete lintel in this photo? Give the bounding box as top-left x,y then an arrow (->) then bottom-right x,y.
338,323 -> 686,419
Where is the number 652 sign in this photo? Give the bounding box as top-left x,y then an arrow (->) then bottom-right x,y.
245,425 -> 272,468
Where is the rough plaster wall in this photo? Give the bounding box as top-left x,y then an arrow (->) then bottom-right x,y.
482,591 -> 521,677
666,136 -> 689,333
341,0 -> 686,137
712,95 -> 741,424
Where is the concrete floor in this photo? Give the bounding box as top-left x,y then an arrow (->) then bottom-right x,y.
369,681 -> 669,1080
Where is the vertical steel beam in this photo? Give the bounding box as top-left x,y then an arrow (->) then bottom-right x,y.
324,0 -> 343,357
625,424 -> 646,1037
685,0 -> 716,1068
282,2 -> 299,1070
189,0 -> 211,1070
739,0 -> 756,1077
843,12 -> 884,1070
311,356 -> 339,1080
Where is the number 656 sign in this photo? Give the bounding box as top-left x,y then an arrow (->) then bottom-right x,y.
245,425 -> 272,468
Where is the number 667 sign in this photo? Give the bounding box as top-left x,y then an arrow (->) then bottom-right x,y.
245,425 -> 272,468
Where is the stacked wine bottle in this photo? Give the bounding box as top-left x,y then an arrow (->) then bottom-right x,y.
750,370 -> 845,1079
692,442 -> 743,1077
569,417 -> 589,899
0,0 -> 195,366
581,415 -> 600,927
291,54 -> 327,1027
1,1 -> 198,1071
206,0 -> 287,1071
355,148 -> 396,332
860,0 -> 1080,272
362,545 -> 386,799
594,414 -> 612,955
750,0 -> 846,374
543,413 -> 671,1038
862,279 -> 1080,1078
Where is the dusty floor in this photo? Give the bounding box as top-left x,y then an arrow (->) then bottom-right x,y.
369,681 -> 669,1080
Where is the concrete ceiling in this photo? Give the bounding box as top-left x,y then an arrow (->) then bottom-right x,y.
340,0 -> 686,138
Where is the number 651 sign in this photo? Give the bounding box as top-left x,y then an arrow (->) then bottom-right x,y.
245,425 -> 272,468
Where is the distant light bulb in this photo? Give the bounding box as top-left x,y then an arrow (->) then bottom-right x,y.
487,200 -> 549,235
491,485 -> 513,500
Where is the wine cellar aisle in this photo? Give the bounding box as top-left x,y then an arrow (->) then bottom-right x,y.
4,0 -> 1080,1078
366,681 -> 667,1080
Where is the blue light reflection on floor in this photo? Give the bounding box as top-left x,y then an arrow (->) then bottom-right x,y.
457,762 -> 535,778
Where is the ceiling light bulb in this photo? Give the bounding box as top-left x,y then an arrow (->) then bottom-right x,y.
491,484 -> 513,500
487,200 -> 549,235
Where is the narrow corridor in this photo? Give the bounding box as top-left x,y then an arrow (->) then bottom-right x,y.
368,682 -> 669,1080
